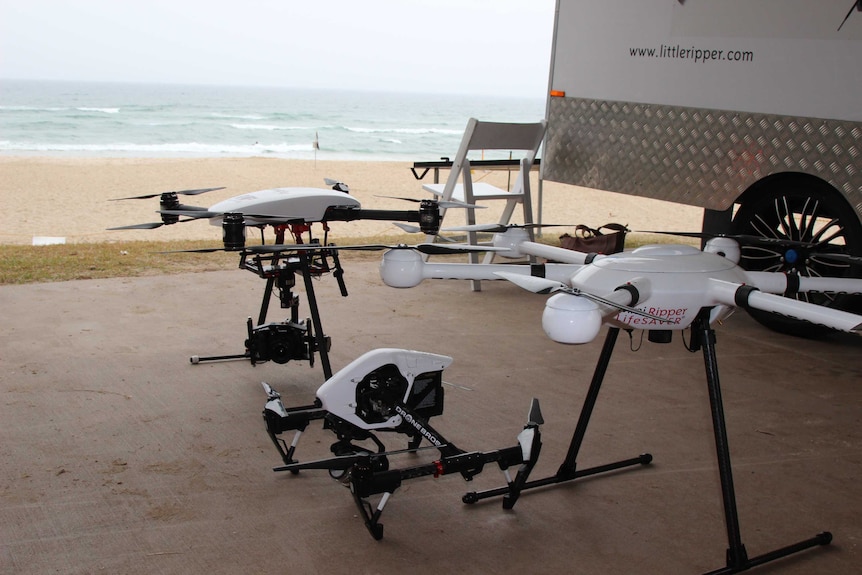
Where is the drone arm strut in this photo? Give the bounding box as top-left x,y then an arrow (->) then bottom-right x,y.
326,204 -> 442,235
745,271 -> 862,297
348,432 -> 540,540
708,279 -> 862,334
517,240 -> 604,265
380,251 -> 581,288
262,384 -> 328,466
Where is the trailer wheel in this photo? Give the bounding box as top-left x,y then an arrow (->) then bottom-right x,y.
730,174 -> 862,337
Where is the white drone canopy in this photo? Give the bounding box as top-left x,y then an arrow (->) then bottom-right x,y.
206,187 -> 360,225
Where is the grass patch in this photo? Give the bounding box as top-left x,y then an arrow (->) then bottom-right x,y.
0,240 -> 234,285
0,232 -> 684,285
0,234 -> 416,285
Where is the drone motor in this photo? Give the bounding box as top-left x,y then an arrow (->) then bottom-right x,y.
159,192 -> 182,225
418,199 -> 442,235
222,212 -> 247,250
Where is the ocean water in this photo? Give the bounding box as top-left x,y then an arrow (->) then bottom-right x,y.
0,80 -> 546,161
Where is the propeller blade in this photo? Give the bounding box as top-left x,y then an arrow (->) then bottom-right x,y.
178,186 -> 226,196
158,247 -> 230,254
374,195 -> 485,209
414,243 -> 501,255
109,186 -> 225,201
158,210 -> 221,219
636,230 -> 817,249
376,194 -> 423,203
437,200 -> 485,210
495,272 -> 567,294
445,223 -> 568,233
636,230 -> 706,239
248,242 -> 500,256
107,217 -> 201,230
247,243 -> 389,255
391,223 -> 462,241
393,222 -> 422,234
107,222 -> 166,230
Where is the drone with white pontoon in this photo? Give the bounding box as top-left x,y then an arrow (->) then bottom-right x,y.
107,180 -> 483,378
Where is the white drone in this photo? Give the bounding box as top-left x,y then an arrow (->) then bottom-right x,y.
108,181 -> 483,373
109,179 -> 479,239
374,226 -> 862,343
371,224 -> 859,570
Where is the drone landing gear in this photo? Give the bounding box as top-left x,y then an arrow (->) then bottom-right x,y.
347,434 -> 541,540
463,326 -> 651,503
273,399 -> 544,540
465,311 -> 831,573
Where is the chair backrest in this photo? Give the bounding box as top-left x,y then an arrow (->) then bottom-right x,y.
440,117 -> 547,202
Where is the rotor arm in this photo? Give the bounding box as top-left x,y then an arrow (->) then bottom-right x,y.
744,271 -> 862,297
592,278 -> 653,319
517,240 -> 607,265
326,202 -> 442,235
379,250 -> 581,288
708,279 -> 862,334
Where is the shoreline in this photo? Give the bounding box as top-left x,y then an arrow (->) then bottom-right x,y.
0,156 -> 704,246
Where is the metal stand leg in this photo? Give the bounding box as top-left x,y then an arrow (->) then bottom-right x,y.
300,254 -> 333,380
463,327 -> 652,504
466,315 -> 831,573
692,312 -> 831,574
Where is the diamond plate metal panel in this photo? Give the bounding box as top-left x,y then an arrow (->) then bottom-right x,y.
543,97 -> 862,218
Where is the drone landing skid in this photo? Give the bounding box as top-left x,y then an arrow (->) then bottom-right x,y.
345,432 -> 541,541
465,311 -> 831,573
267,395 -> 543,540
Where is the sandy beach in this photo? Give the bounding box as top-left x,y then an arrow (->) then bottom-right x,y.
0,156 -> 703,245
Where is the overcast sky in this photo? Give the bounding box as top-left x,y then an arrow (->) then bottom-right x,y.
0,0 -> 556,98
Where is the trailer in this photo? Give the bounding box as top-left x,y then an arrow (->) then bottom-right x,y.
542,0 -> 862,335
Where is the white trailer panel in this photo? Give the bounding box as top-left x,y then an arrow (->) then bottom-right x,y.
544,0 -> 862,215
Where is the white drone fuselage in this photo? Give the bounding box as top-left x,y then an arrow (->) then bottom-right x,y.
206,187 -> 360,225
563,243 -> 742,329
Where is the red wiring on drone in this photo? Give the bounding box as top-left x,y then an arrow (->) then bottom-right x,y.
433,460 -> 445,478
289,223 -> 311,244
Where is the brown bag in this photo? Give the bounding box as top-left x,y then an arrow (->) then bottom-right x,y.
559,223 -> 628,254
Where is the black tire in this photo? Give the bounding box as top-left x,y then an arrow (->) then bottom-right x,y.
730,174 -> 862,337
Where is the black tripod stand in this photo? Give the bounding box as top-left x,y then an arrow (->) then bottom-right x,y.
464,308 -> 831,573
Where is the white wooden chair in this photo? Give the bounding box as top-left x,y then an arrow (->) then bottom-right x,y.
423,117 -> 546,290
